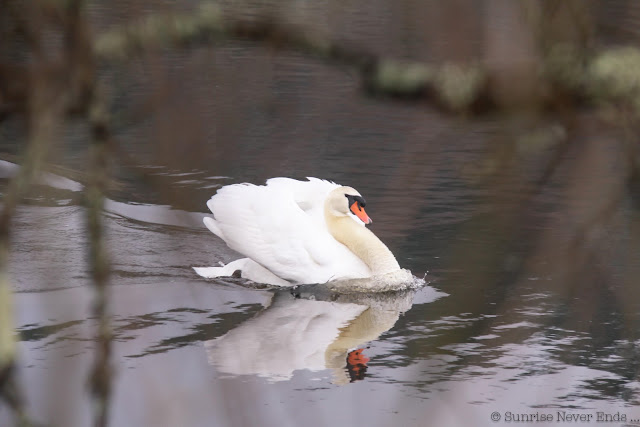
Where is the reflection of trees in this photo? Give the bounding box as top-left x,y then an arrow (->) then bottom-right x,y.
2,0 -> 640,425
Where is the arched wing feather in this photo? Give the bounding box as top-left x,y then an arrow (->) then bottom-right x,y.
204,177 -> 370,284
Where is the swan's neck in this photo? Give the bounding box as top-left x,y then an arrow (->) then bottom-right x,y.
326,213 -> 400,276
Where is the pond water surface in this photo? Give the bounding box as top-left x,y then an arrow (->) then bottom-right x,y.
4,143 -> 640,426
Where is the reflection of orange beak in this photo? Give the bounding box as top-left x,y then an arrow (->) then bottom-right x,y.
346,348 -> 369,382
350,202 -> 372,224
347,348 -> 370,365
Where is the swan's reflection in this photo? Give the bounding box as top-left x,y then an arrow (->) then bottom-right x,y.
204,285 -> 427,383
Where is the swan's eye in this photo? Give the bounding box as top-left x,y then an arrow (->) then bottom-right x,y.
345,195 -> 366,210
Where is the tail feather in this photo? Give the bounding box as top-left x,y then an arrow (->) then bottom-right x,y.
194,259 -> 291,286
193,259 -> 246,278
193,265 -> 233,279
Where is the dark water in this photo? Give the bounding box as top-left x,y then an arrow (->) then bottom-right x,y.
5,145 -> 640,426
3,3 -> 640,425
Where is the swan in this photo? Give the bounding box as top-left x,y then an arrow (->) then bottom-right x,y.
194,177 -> 401,286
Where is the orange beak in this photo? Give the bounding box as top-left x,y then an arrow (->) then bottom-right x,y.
350,201 -> 372,224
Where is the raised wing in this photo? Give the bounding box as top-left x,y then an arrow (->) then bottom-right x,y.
204,177 -> 371,284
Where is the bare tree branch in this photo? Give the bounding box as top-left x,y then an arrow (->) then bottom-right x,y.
87,86 -> 113,427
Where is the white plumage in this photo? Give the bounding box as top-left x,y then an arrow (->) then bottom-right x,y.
194,177 -> 399,286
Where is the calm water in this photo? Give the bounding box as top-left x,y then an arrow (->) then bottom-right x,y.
4,148 -> 640,426
3,5 -> 640,425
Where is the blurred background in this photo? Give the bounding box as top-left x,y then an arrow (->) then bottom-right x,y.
1,1 -> 640,426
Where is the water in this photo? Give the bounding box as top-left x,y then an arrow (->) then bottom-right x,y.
3,3 -> 640,425
4,147 -> 640,426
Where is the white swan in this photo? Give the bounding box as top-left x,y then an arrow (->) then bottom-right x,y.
194,177 -> 401,286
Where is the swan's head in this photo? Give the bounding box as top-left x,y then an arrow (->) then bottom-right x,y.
325,186 -> 372,225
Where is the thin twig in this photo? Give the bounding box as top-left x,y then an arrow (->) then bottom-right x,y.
87,86 -> 113,427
